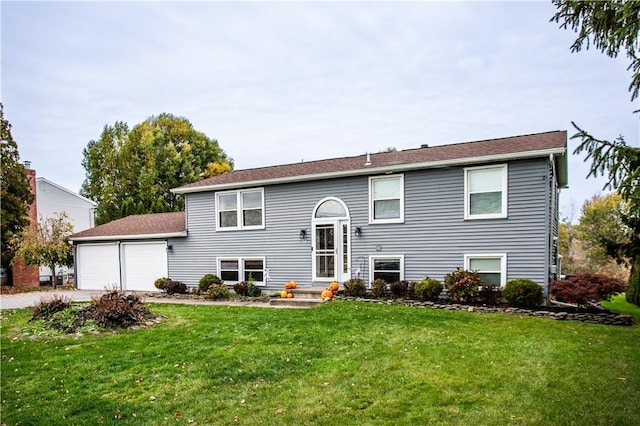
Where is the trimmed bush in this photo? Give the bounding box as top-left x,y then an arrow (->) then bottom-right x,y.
157,280 -> 187,295
549,273 -> 627,307
503,279 -> 543,308
389,281 -> 409,299
343,278 -> 367,297
199,274 -> 222,293
478,285 -> 503,307
233,281 -> 249,296
204,284 -> 231,300
414,278 -> 443,302
371,279 -> 388,299
154,277 -> 171,291
444,268 -> 481,303
247,281 -> 262,297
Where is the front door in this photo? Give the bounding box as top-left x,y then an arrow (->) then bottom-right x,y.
314,220 -> 350,282
312,198 -> 351,283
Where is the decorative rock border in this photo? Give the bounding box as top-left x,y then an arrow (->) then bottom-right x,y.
336,296 -> 634,326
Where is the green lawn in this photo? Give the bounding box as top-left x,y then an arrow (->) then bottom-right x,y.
1,301 -> 639,425
601,294 -> 640,323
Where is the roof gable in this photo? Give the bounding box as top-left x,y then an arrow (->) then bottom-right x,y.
173,130 -> 567,193
36,177 -> 97,207
70,212 -> 186,241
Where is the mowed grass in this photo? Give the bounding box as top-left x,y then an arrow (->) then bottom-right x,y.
1,301 -> 639,425
601,294 -> 640,323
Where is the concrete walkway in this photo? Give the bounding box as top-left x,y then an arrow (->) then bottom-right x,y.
0,290 -> 309,310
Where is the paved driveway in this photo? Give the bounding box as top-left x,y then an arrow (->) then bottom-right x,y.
0,290 -> 99,310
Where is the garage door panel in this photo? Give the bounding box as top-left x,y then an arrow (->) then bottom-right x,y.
122,242 -> 167,292
77,244 -> 120,290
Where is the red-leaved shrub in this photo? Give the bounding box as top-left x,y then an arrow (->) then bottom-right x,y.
549,273 -> 627,307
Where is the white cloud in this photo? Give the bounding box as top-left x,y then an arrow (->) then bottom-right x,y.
1,0 -> 637,217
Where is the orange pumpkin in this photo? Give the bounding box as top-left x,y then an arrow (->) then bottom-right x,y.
320,289 -> 333,301
287,292 -> 294,298
329,282 -> 339,292
290,281 -> 297,289
280,290 -> 288,298
284,282 -> 293,289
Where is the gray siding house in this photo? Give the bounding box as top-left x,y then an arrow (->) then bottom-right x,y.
168,130 -> 568,295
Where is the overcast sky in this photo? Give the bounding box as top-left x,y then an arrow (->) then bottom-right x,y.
2,0 -> 638,220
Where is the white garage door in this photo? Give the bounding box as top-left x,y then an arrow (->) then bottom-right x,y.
76,243 -> 120,290
121,242 -> 168,292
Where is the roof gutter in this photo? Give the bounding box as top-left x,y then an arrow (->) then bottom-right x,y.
172,147 -> 567,194
70,230 -> 187,243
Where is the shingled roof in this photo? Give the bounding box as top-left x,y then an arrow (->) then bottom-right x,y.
70,212 -> 186,241
173,130 -> 567,194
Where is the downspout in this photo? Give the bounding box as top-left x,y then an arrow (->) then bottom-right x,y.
547,153 -> 558,299
72,243 -> 78,289
117,241 -> 123,291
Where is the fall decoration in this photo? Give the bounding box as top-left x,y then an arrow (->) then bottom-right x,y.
320,288 -> 334,301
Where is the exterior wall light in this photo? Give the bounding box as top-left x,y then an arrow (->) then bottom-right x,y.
299,229 -> 307,239
355,227 -> 362,236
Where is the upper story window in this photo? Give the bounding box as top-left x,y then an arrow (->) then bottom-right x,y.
464,165 -> 507,219
369,174 -> 404,224
216,188 -> 264,230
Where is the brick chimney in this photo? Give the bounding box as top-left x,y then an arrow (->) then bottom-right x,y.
12,162 -> 40,287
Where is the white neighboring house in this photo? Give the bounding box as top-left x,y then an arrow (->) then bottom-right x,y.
36,177 -> 96,283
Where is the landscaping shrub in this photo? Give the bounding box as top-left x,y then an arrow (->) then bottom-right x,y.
478,285 -> 503,307
389,280 -> 409,299
444,268 -> 481,303
343,278 -> 367,297
414,278 -> 443,302
233,281 -> 249,296
164,280 -> 188,295
371,279 -> 388,299
199,274 -> 222,293
204,284 -> 231,300
154,277 -> 171,291
86,290 -> 152,328
549,273 -> 627,307
247,280 -> 262,297
31,295 -> 72,321
503,279 -> 543,308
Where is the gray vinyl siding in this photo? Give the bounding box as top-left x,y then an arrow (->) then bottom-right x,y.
169,158 -> 554,290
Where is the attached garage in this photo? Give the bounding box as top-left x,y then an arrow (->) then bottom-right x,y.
76,243 -> 120,290
121,242 -> 168,292
70,212 -> 186,292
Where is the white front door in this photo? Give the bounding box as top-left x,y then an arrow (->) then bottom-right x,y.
313,219 -> 350,283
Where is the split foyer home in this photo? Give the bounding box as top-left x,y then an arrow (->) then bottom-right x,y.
70,130 -> 568,296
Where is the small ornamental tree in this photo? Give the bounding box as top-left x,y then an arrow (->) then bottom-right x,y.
11,213 -> 74,288
444,268 -> 482,303
549,273 -> 627,308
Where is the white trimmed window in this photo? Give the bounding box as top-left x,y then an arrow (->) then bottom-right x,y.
218,257 -> 266,285
216,188 -> 264,230
369,255 -> 404,285
369,175 -> 404,223
464,254 -> 507,287
464,165 -> 507,219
